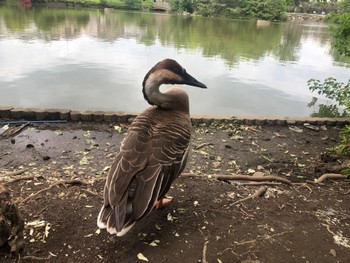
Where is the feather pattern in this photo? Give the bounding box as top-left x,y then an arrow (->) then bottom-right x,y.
97,59 -> 206,236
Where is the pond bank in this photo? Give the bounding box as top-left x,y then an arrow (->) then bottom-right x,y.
1,106 -> 349,126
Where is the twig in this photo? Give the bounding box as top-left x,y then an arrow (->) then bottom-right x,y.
182,173 -> 293,186
314,173 -> 348,184
232,186 -> 267,205
81,188 -> 103,199
20,179 -> 89,204
22,254 -> 53,261
195,142 -> 214,150
235,231 -> 292,246
340,189 -> 350,195
0,168 -> 29,177
5,175 -> 43,185
202,240 -> 209,263
231,181 -> 281,186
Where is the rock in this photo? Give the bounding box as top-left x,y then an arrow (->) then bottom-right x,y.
304,123 -> 320,131
289,126 -> 303,133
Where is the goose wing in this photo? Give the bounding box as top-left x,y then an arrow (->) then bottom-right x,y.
97,110 -> 191,236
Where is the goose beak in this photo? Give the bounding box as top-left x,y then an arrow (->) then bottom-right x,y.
182,72 -> 207,89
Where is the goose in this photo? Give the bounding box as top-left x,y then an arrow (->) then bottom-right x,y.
97,59 -> 207,236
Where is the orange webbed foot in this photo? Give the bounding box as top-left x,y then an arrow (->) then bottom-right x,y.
154,197 -> 173,209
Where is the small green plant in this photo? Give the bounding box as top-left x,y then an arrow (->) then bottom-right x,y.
308,77 -> 350,167
331,125 -> 350,156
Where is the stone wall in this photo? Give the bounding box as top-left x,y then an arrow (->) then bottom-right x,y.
1,106 -> 349,126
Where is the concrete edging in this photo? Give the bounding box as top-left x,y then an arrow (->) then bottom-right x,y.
0,106 -> 349,126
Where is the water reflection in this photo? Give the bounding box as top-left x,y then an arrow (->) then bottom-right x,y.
0,5 -> 349,117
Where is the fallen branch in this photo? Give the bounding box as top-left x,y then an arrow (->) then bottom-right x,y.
182,173 -> 292,185
0,168 -> 29,177
314,173 -> 348,184
20,179 -> 89,204
232,186 -> 267,205
1,123 -> 29,138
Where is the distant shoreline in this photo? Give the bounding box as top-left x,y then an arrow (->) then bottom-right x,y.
6,2 -> 327,22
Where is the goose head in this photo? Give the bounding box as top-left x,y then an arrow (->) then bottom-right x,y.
142,59 -> 207,111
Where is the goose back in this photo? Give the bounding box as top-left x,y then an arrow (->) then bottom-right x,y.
98,106 -> 191,235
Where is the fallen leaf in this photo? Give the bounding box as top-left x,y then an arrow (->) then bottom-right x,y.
83,131 -> 91,138
248,168 -> 255,174
80,156 -> 89,165
149,240 -> 160,247
114,125 -> 122,133
330,248 -> 336,257
137,253 -> 149,261
167,213 -> 173,222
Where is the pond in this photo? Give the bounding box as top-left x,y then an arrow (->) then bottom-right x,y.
0,4 -> 349,117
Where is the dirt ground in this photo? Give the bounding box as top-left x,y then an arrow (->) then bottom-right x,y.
0,120 -> 349,263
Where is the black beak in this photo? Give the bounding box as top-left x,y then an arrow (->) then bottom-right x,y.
182,71 -> 207,89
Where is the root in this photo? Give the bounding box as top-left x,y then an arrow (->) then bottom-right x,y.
20,179 -> 89,204
182,173 -> 292,185
232,186 -> 267,205
314,173 -> 348,184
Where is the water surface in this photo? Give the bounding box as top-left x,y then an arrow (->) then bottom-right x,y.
0,5 -> 349,117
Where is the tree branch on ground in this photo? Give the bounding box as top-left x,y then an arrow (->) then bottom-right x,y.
232,186 -> 267,205
314,173 -> 348,184
182,173 -> 293,185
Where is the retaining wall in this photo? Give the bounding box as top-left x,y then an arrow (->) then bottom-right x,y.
0,106 -> 349,126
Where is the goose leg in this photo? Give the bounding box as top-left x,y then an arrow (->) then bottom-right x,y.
154,197 -> 173,209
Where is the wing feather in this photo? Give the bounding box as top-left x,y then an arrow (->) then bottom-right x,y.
97,107 -> 191,235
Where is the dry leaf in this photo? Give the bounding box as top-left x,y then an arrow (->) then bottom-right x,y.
137,253 -> 149,261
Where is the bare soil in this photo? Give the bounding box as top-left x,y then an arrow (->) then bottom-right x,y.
0,120 -> 349,263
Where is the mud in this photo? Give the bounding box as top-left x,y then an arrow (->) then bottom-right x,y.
0,120 -> 349,262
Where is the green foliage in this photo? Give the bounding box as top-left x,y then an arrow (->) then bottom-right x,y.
169,0 -> 195,13
196,0 -> 286,21
308,77 -> 350,158
308,78 -> 350,109
340,0 -> 350,13
101,0 -> 125,8
331,13 -> 350,57
141,0 -> 154,10
331,125 -> 350,157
